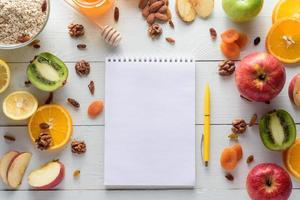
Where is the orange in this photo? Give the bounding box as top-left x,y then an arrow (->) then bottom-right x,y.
28,104 -> 73,150
283,138 -> 300,179
272,0 -> 300,23
266,18 -> 300,63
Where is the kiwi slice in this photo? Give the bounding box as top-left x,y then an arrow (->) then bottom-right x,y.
27,52 -> 68,92
259,109 -> 296,151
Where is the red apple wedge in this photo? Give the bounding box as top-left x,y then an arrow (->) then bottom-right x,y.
288,73 -> 300,107
7,152 -> 32,188
28,161 -> 65,189
0,151 -> 19,184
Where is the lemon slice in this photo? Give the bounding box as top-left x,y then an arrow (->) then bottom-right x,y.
3,91 -> 38,120
0,60 -> 10,93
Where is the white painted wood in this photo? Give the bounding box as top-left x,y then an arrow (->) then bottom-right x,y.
0,0 -> 300,199
0,0 -> 281,62
0,125 -> 299,191
1,62 -> 299,126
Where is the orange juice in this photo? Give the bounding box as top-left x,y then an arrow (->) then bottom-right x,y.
72,0 -> 114,16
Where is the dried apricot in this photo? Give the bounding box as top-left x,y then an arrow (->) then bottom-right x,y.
220,42 -> 240,59
236,32 -> 249,49
88,100 -> 104,118
232,144 -> 243,161
221,29 -> 240,44
220,147 -> 238,171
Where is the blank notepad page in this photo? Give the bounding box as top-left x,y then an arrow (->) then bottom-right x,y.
104,58 -> 195,188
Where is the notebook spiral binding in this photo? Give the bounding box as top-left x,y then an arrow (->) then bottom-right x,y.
106,57 -> 194,63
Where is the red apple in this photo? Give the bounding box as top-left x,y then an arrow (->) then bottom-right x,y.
246,163 -> 292,200
288,73 -> 300,107
28,160 -> 65,189
235,52 -> 286,102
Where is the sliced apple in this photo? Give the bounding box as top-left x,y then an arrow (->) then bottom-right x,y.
7,152 -> 32,188
28,160 -> 65,189
0,151 -> 19,184
289,74 -> 300,107
191,0 -> 214,18
176,0 -> 197,22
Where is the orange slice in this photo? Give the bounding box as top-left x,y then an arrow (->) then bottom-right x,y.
28,104 -> 73,150
272,0 -> 300,23
283,138 -> 300,179
266,18 -> 300,63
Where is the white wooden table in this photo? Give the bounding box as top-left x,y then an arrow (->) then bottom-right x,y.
0,0 -> 300,199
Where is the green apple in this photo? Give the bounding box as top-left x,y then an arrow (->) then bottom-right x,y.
222,0 -> 264,22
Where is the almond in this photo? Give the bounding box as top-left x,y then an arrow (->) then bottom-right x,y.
142,6 -> 150,18
139,0 -> 149,9
149,1 -> 164,13
155,13 -> 169,21
147,13 -> 155,24
158,5 -> 168,13
149,0 -> 159,4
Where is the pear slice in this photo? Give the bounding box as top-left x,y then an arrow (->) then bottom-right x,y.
176,0 -> 197,22
191,0 -> 214,18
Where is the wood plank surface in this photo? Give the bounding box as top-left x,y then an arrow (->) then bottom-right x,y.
0,0 -> 299,199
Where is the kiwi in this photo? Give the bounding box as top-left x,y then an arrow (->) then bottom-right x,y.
259,109 -> 296,151
27,52 -> 68,92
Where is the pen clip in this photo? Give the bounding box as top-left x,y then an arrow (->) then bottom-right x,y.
200,133 -> 204,163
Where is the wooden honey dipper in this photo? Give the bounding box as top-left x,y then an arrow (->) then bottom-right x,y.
99,25 -> 122,47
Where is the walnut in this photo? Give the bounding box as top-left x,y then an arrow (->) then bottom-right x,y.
218,60 -> 235,76
68,23 -> 85,37
75,60 -> 90,76
148,24 -> 162,39
35,131 -> 52,150
232,119 -> 247,134
71,140 -> 86,154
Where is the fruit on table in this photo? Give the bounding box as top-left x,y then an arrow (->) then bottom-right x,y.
232,143 -> 243,161
88,100 -> 104,118
176,0 -> 197,22
259,109 -> 296,151
0,59 -> 10,94
272,0 -> 300,23
7,152 -> 32,188
266,18 -> 300,63
2,91 -> 38,120
220,143 -> 243,171
246,163 -> 292,200
28,160 -> 65,189
27,52 -> 68,92
235,52 -> 286,102
0,151 -> 19,184
288,73 -> 300,107
220,29 -> 249,59
190,0 -> 214,18
283,138 -> 300,179
28,104 -> 73,150
222,0 -> 264,22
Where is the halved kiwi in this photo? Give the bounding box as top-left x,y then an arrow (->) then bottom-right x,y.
259,109 -> 296,151
27,52 -> 68,92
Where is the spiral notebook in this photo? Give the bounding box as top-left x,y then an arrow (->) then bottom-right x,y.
104,58 -> 196,188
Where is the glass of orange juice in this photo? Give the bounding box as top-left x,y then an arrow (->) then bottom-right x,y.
72,0 -> 114,16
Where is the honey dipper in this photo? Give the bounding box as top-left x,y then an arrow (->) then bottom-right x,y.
99,25 -> 122,47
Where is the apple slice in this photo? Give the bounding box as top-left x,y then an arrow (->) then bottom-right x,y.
28,160 -> 65,189
191,0 -> 214,18
289,74 -> 300,107
7,152 -> 32,188
176,0 -> 197,22
0,151 -> 19,184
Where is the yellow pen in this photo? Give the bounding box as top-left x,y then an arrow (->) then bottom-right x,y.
203,84 -> 211,167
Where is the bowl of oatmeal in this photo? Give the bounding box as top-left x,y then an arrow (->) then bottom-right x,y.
0,0 -> 50,49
